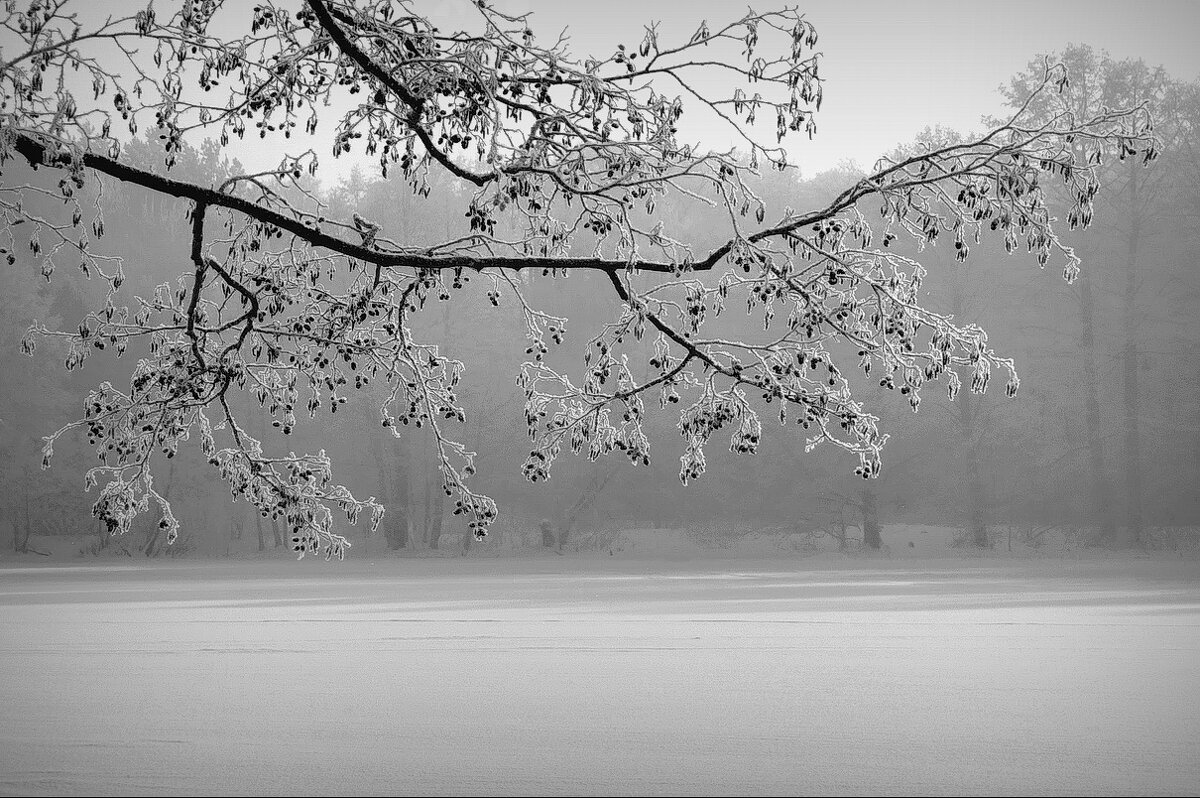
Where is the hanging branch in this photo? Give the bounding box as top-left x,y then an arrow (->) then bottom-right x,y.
0,1 -> 1157,557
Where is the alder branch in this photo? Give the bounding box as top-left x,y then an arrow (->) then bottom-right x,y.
0,0 -> 1159,558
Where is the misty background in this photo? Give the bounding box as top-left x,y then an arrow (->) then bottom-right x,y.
3,5 -> 1200,797
3,42 -> 1199,558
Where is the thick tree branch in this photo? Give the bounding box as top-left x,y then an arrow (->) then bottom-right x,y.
305,0 -> 495,187
10,131 -> 697,273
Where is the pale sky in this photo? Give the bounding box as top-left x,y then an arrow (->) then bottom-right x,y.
110,0 -> 1199,182
489,0 -> 1200,177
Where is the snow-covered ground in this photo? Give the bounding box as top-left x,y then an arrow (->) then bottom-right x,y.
2,556 -> 1198,795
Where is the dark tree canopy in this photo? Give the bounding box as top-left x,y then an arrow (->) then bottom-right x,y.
0,1 -> 1157,557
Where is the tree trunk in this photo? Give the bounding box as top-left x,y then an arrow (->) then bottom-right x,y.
143,526 -> 161,557
861,488 -> 882,550
143,458 -> 177,557
386,444 -> 411,550
427,474 -> 444,550
255,407 -> 283,550
1077,269 -> 1118,544
14,487 -> 31,553
426,302 -> 451,551
386,489 -> 411,549
958,374 -> 989,548
1121,161 -> 1144,547
12,487 -> 50,556
946,264 -> 989,548
368,402 -> 411,550
422,466 -> 432,545
968,460 -> 988,548
12,520 -> 28,554
555,466 -> 617,553
1064,69 -> 1117,546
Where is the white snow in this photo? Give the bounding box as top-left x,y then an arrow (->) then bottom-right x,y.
2,556 -> 1199,795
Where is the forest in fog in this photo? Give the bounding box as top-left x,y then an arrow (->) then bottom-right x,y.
1,32 -> 1198,559
4,4 -> 1200,796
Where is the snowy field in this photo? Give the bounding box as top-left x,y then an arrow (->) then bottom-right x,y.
2,556 -> 1199,796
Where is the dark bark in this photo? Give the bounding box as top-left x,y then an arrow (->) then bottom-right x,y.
1121,161 -> 1144,547
12,520 -> 28,554
425,425 -> 445,551
427,482 -> 444,550
1077,269 -> 1118,543
367,402 -> 411,550
385,504 -> 411,550
13,511 -> 47,556
142,459 -> 176,557
948,272 -> 989,549
425,303 -> 452,552
386,447 -> 411,550
253,408 -> 285,550
968,466 -> 989,548
555,466 -> 617,552
12,122 -> 959,281
15,488 -> 31,553
861,488 -> 882,550
958,371 -> 989,548
1055,66 -> 1117,545
421,466 -> 432,545
10,131 -> 708,276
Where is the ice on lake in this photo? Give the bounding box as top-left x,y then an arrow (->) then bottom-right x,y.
2,556 -> 1199,795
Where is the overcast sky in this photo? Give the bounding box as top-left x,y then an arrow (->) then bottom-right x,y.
484,0 -> 1200,177
179,0 -> 1200,183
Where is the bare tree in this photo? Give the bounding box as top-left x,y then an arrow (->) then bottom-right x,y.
1004,47 -> 1180,546
0,1 -> 1157,557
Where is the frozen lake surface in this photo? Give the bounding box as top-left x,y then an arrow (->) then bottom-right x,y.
2,556 -> 1199,795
